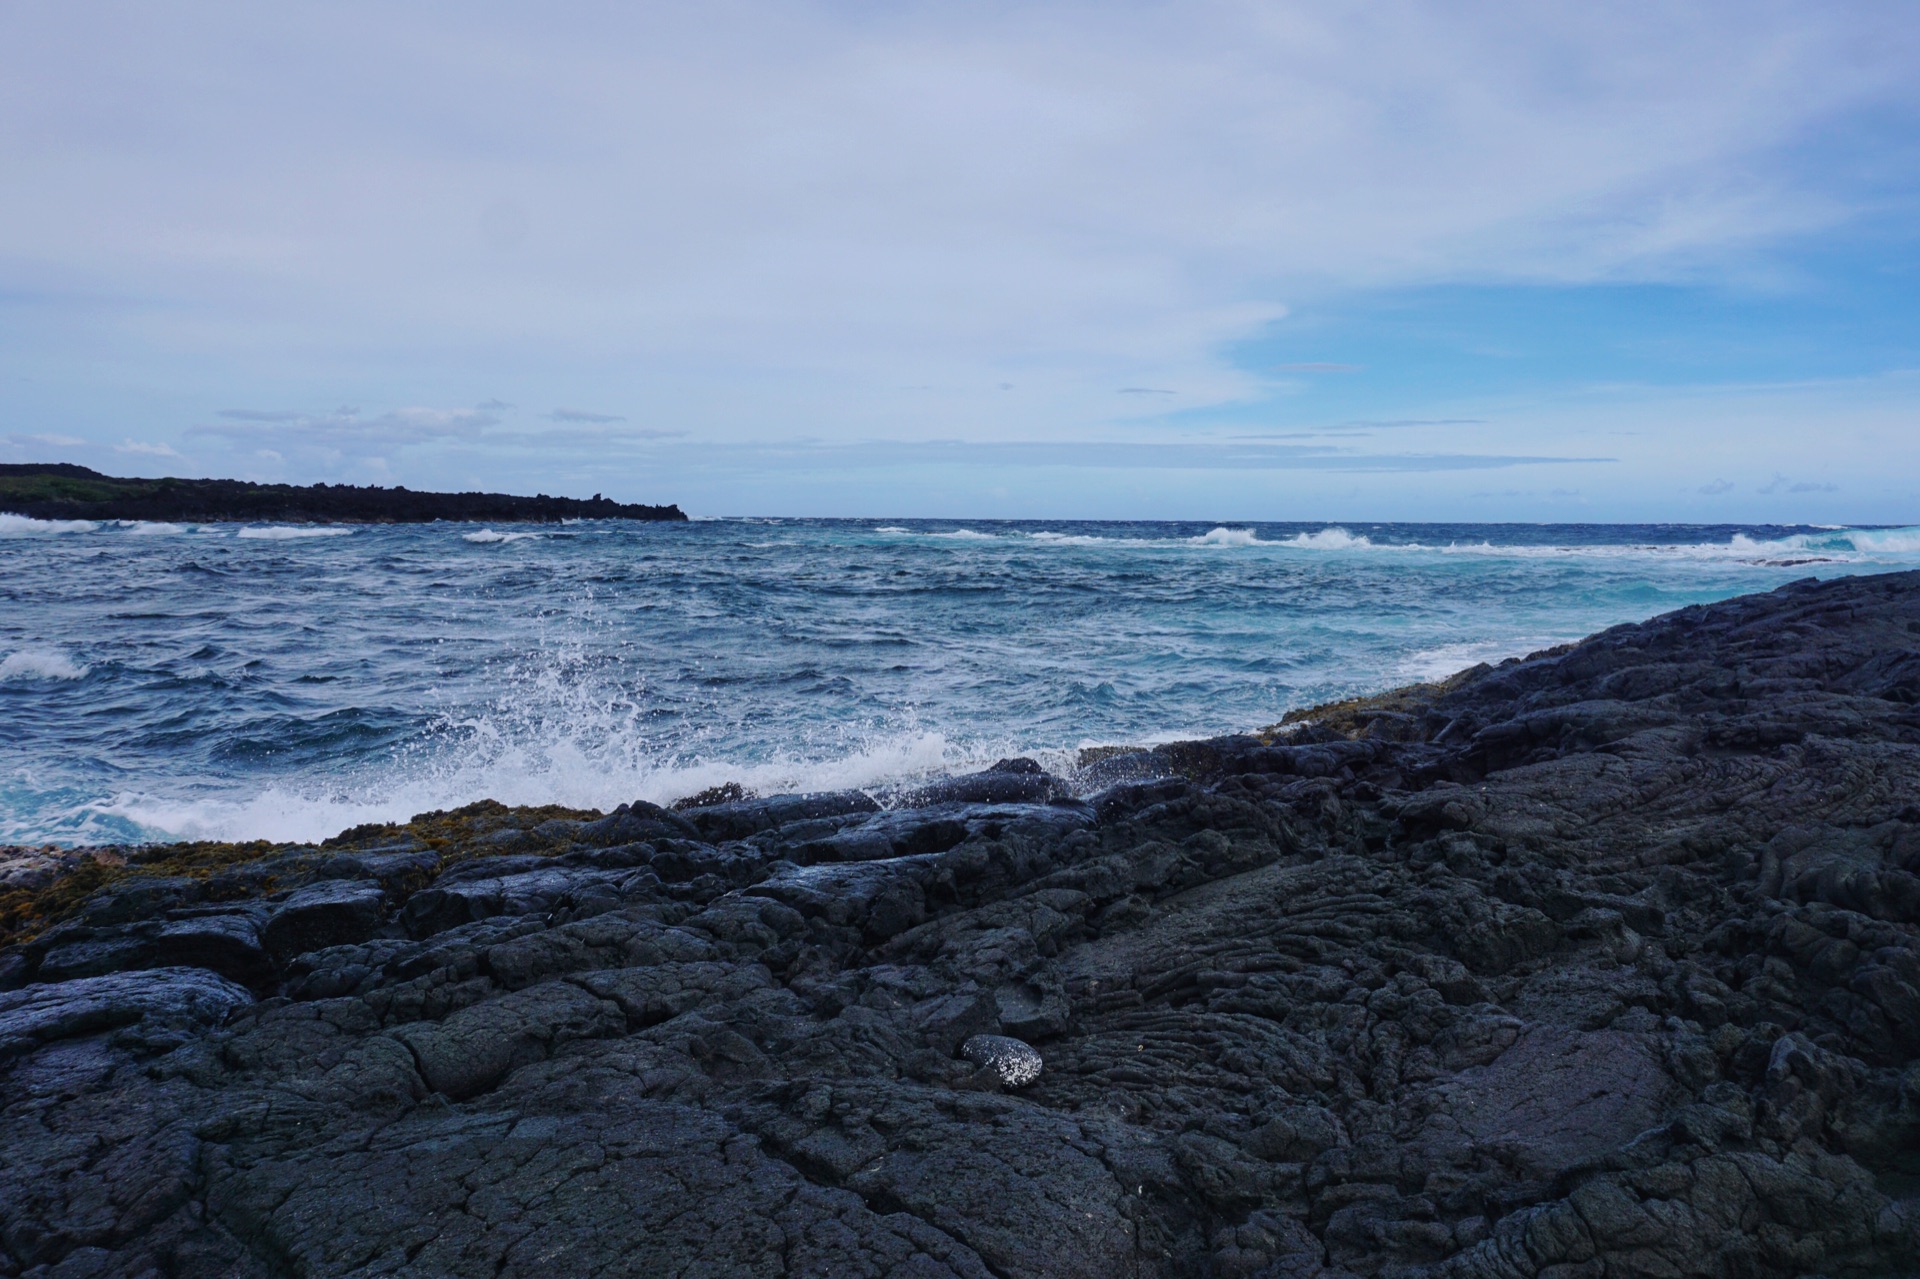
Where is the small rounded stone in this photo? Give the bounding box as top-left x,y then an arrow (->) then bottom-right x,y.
959,1033 -> 1042,1088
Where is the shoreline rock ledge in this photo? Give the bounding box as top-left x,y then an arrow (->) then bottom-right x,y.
5,571 -> 1920,1277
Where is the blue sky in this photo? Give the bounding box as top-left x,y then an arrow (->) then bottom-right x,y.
2,1 -> 1918,521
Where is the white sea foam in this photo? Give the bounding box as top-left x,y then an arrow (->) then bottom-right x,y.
1194,527 -> 1262,546
99,729 -> 990,845
1025,531 -> 1114,546
930,529 -> 996,540
83,626 -> 1025,843
1427,530 -> 1920,565
120,521 -> 187,535
236,525 -> 355,540
1277,527 -> 1373,550
874,526 -> 911,534
1832,526 -> 1920,555
1393,636 -> 1577,684
0,649 -> 89,681
0,513 -> 98,537
463,528 -> 542,544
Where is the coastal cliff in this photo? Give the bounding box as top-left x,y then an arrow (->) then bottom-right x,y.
0,463 -> 687,523
3,572 -> 1920,1276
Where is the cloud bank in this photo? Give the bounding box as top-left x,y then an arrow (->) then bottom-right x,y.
0,1 -> 1915,516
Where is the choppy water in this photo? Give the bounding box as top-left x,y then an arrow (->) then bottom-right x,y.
4,512 -> 1918,847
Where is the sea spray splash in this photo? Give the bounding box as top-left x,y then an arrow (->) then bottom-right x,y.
4,517 -> 1919,846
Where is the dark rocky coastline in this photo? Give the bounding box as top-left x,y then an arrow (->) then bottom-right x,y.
0,463 -> 687,524
4,571 -> 1920,1277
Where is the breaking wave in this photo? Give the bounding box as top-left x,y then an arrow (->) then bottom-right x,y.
463,528 -> 543,544
235,525 -> 356,540
1194,527 -> 1262,547
0,513 -> 97,537
0,649 -> 89,681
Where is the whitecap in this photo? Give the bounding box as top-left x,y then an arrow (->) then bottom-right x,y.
235,525 -> 355,540
0,649 -> 89,681
929,529 -> 995,540
0,513 -> 98,537
125,521 -> 187,535
1194,526 -> 1263,547
874,526 -> 912,534
1278,527 -> 1373,550
463,528 -> 541,544
1424,530 -> 1920,565
1025,531 -> 1114,546
1393,636 -> 1576,684
1834,526 -> 1920,556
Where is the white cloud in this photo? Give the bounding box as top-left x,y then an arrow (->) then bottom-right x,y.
0,1 -> 1913,445
195,406 -> 496,446
0,2 -> 1915,518
4,433 -> 88,448
114,439 -> 182,457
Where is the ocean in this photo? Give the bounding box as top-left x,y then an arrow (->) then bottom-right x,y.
4,513 -> 1918,848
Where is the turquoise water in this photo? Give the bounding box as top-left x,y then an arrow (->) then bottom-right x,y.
3,513 -> 1918,846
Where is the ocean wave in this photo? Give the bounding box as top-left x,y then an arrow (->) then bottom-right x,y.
1393,636 -> 1575,684
1277,527 -> 1373,550
98,729 -> 985,845
1426,528 -> 1920,564
1816,526 -> 1920,555
0,649 -> 90,681
1194,527 -> 1262,547
463,528 -> 542,544
122,521 -> 189,535
236,525 -> 355,540
865,523 -> 1920,562
0,513 -> 98,537
1025,531 -> 1115,546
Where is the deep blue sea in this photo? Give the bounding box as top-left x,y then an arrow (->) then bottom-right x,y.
4,513 -> 1919,847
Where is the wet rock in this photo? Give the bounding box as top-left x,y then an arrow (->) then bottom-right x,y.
152,912 -> 271,983
0,966 -> 251,1061
898,763 -> 1072,808
78,875 -> 203,925
261,880 -> 387,961
681,788 -> 882,841
960,1033 -> 1043,1087
575,800 -> 700,846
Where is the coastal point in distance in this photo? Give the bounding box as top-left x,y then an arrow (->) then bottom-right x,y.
0,463 -> 686,525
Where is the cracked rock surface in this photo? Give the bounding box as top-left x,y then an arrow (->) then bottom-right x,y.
4,572 -> 1920,1277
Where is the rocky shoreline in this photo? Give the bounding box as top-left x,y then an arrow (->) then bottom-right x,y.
4,572 -> 1920,1277
0,462 -> 687,524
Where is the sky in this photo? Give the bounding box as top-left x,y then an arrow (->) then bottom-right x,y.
2,1 -> 1918,521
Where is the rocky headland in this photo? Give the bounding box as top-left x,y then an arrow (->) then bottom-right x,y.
0,463 -> 686,524
4,571 -> 1920,1277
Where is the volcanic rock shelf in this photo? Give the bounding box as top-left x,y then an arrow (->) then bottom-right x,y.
3,572 -> 1920,1276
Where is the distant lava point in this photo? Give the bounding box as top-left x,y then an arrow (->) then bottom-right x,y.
0,463 -> 686,524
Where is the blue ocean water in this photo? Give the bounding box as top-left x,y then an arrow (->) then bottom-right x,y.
4,513 -> 1919,847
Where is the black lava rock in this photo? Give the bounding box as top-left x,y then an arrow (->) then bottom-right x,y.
0,462 -> 686,523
